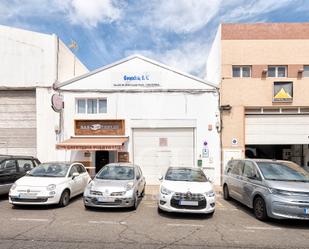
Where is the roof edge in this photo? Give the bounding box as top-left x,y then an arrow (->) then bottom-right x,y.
54,54 -> 217,89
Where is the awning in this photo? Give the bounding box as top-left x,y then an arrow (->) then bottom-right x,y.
56,137 -> 128,150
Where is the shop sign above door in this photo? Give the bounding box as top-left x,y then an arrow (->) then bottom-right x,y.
111,72 -> 161,88
75,120 -> 125,135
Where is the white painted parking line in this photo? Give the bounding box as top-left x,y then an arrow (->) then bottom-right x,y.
245,226 -> 282,231
11,218 -> 49,222
88,220 -> 127,225
216,200 -> 224,207
167,223 -> 204,228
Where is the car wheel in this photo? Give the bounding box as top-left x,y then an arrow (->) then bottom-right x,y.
223,185 -> 230,200
131,194 -> 138,210
253,196 -> 268,221
59,190 -> 70,207
140,187 -> 145,197
84,205 -> 91,210
207,210 -> 215,217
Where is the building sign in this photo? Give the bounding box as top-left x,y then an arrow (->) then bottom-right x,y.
51,94 -> 64,112
118,152 -> 129,162
75,120 -> 125,135
57,144 -> 123,150
112,72 -> 161,88
273,82 -> 293,102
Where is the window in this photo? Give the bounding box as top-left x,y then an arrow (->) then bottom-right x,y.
232,66 -> 251,78
268,66 -> 287,77
243,161 -> 260,180
17,160 -> 34,173
303,66 -> 309,77
0,160 -> 17,173
75,164 -> 86,173
230,161 -> 244,176
68,165 -> 79,177
76,98 -> 107,114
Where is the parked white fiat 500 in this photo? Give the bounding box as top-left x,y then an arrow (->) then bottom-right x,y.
9,162 -> 91,207
158,167 -> 216,215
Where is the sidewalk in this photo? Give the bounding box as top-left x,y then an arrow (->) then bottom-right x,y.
145,185 -> 223,196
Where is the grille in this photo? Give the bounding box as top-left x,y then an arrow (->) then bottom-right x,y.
171,192 -> 206,210
11,197 -> 48,203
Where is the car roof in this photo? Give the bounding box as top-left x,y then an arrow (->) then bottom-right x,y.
230,158 -> 296,164
105,163 -> 136,167
167,166 -> 201,170
0,155 -> 37,160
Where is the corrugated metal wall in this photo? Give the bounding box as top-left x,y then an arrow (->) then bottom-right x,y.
0,90 -> 36,156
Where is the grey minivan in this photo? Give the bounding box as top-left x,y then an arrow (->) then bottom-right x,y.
223,159 -> 309,220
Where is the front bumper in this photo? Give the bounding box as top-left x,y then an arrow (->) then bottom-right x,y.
83,192 -> 135,208
266,195 -> 309,220
9,189 -> 61,205
158,192 -> 216,214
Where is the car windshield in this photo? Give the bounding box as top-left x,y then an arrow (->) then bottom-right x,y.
257,161 -> 309,182
96,165 -> 134,180
28,163 -> 69,177
165,168 -> 207,182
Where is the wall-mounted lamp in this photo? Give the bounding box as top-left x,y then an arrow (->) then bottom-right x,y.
262,68 -> 268,74
298,68 -> 304,73
220,104 -> 232,111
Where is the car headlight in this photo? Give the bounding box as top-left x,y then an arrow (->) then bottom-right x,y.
90,190 -> 102,196
126,182 -> 134,191
10,183 -> 17,191
269,188 -> 303,196
161,186 -> 173,195
205,190 -> 215,197
46,184 -> 56,191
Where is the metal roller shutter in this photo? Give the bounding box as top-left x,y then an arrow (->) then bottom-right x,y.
246,115 -> 309,145
0,90 -> 36,156
133,128 -> 194,184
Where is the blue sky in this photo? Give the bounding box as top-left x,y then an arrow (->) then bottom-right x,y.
1,0 -> 309,78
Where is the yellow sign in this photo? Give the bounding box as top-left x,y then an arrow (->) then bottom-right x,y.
274,88 -> 292,99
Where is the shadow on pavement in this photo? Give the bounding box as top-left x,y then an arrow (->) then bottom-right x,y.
222,198 -> 309,228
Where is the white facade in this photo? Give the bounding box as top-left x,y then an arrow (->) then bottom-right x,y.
49,55 -> 221,184
0,25 -> 88,157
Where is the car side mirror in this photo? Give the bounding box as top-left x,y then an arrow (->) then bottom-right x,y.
136,175 -> 140,180
159,176 -> 163,181
248,174 -> 257,180
72,172 -> 79,179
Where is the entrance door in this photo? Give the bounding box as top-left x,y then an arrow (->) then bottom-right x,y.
95,151 -> 109,173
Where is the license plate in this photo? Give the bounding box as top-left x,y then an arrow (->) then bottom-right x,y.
304,208 -> 309,214
19,193 -> 37,199
179,200 -> 198,206
97,197 -> 115,203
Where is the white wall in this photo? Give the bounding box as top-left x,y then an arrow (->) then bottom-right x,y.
0,25 -> 88,88
206,25 -> 221,86
55,90 -> 221,184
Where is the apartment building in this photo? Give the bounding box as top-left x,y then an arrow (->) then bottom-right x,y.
207,23 -> 309,174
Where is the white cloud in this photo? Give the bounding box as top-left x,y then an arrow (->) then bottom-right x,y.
141,0 -> 222,33
126,41 -> 209,78
63,0 -> 123,27
0,0 -> 123,28
222,0 -> 294,22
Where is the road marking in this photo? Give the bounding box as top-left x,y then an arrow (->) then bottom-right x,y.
245,226 -> 282,231
11,218 -> 49,222
88,220 -> 127,225
167,223 -> 204,228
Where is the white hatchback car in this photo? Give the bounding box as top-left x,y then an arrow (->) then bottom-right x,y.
158,167 -> 216,215
9,162 -> 91,207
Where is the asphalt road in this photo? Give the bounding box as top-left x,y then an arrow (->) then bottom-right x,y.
0,194 -> 308,249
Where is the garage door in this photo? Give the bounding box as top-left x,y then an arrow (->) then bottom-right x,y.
246,115 -> 309,145
133,128 -> 194,184
0,90 -> 37,156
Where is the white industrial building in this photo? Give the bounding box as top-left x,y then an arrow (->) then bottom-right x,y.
0,25 -> 88,159
51,55 -> 221,184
